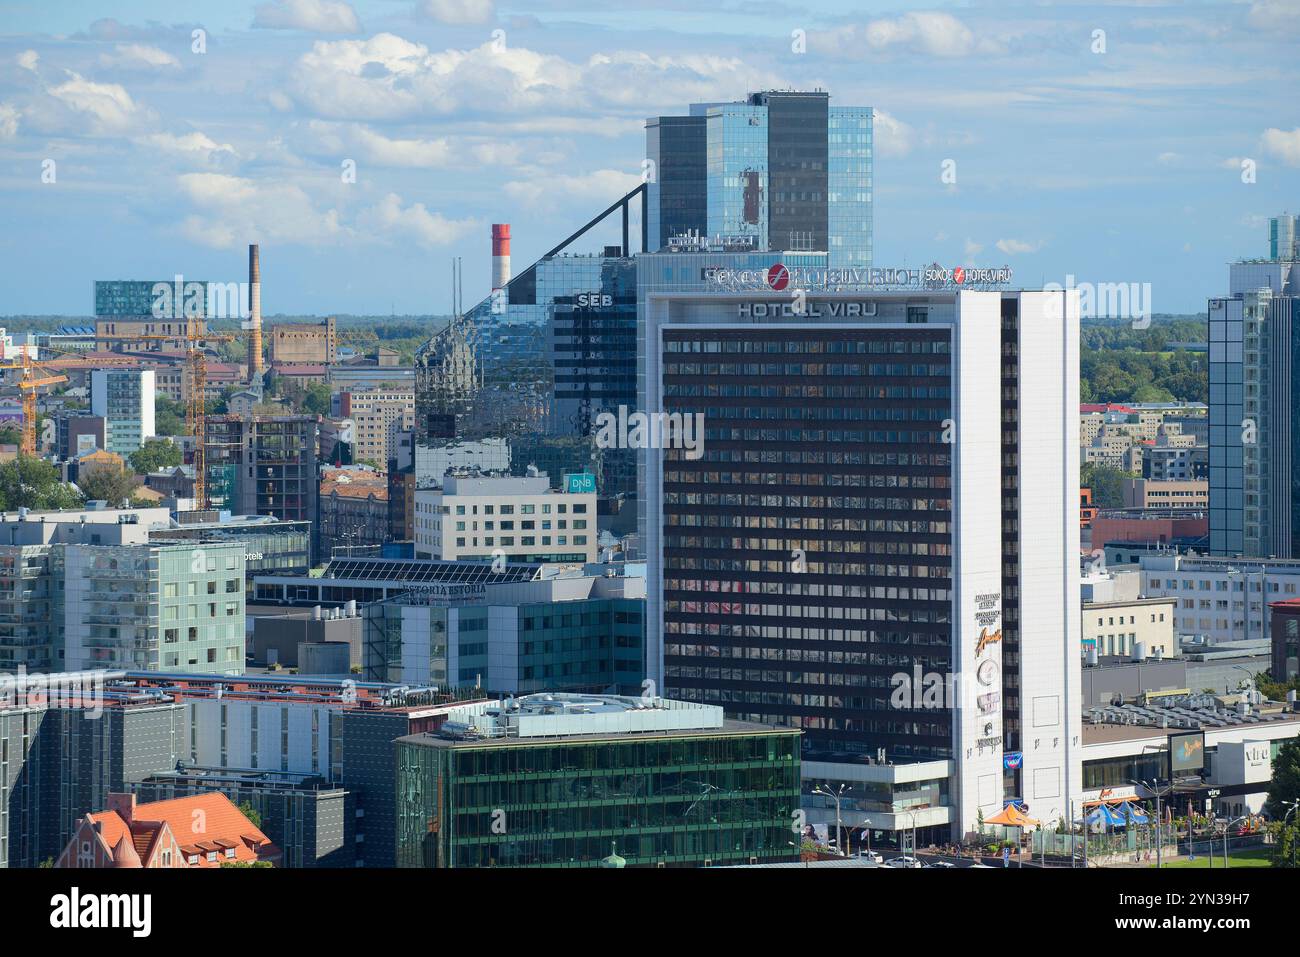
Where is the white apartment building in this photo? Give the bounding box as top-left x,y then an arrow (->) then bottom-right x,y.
342,390 -> 415,466
414,474 -> 597,564
90,368 -> 156,455
1140,553 -> 1300,644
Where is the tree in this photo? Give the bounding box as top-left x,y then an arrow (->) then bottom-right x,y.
1080,463 -> 1136,510
301,382 -> 332,416
1266,738 -> 1300,820
0,456 -> 83,511
78,468 -> 140,506
1269,821 -> 1300,868
155,395 -> 186,437
129,438 -> 183,475
238,800 -> 263,830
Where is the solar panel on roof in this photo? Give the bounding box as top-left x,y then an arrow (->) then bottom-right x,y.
320,557 -> 541,584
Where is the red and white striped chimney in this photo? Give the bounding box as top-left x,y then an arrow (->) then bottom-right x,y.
491,223 -> 511,290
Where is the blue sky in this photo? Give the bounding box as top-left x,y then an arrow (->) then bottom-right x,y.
0,0 -> 1297,315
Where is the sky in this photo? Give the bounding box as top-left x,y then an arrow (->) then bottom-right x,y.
0,0 -> 1297,316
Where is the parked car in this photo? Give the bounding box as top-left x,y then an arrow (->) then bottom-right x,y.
856,850 -> 883,864
885,856 -> 924,869
927,861 -> 956,868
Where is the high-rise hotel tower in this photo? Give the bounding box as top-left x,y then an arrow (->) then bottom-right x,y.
637,255 -> 1081,837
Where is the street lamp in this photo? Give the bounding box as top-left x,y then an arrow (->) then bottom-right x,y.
1282,800 -> 1300,868
1042,807 -> 1061,867
812,783 -> 851,857
1131,778 -> 1175,869
1218,815 -> 1249,868
898,808 -> 919,862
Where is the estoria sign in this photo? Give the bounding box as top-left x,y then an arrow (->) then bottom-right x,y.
709,262 -> 1014,291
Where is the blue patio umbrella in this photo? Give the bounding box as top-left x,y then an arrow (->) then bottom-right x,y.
1117,801 -> 1150,824
1080,804 -> 1126,827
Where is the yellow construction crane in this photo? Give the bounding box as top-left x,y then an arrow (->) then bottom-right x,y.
93,322 -> 249,510
0,346 -> 70,455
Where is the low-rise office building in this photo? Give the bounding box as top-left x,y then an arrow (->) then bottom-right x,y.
414,473 -> 597,564
362,563 -> 645,694
1082,596 -> 1177,660
1122,479 -> 1209,511
395,693 -> 801,868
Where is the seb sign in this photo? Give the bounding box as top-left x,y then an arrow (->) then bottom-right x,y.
575,293 -> 613,308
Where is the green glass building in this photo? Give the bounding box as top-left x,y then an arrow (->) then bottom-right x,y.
395,694 -> 800,868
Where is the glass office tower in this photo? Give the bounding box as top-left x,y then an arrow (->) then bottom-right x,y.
647,91 -> 873,269
645,115 -> 708,252
1209,252 -> 1300,558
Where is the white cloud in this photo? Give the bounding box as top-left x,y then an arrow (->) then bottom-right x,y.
995,238 -> 1043,255
177,172 -> 346,248
16,50 -> 39,72
817,12 -> 1003,59
41,72 -> 149,135
1260,127 -> 1300,166
872,109 -> 916,158
253,0 -> 362,34
306,121 -> 452,167
419,0 -> 494,25
283,34 -> 760,122
302,121 -> 530,170
141,131 -> 239,168
964,238 -> 983,257
174,173 -> 472,251
100,43 -> 180,71
503,168 -> 641,209
355,192 -> 476,247
0,103 -> 18,140
1247,1 -> 1300,35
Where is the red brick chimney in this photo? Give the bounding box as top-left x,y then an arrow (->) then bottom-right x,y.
106,792 -> 137,823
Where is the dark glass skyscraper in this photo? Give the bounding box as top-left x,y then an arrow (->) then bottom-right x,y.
646,91 -> 872,268
1208,258 -> 1300,558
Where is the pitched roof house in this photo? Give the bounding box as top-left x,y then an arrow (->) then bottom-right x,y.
55,792 -> 281,868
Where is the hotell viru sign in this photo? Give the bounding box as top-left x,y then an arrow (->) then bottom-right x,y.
707,262 -> 1014,291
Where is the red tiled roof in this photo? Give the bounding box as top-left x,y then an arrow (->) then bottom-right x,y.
88,792 -> 279,868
